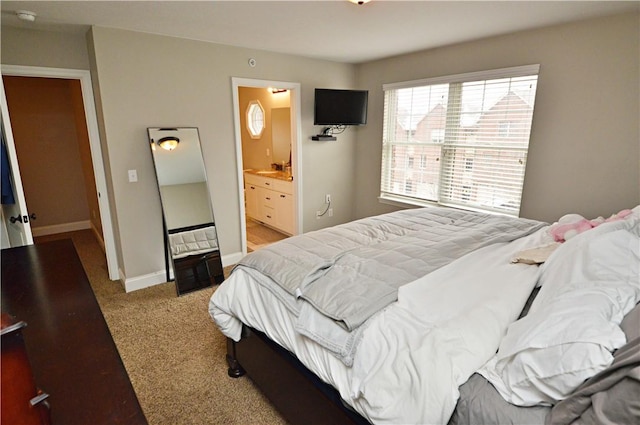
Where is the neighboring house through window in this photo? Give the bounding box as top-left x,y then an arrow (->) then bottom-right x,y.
380,65 -> 539,216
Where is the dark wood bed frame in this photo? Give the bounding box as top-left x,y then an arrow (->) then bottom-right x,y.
226,326 -> 370,425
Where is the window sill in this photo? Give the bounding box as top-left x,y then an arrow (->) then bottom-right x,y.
378,194 -> 443,210
378,194 -> 518,217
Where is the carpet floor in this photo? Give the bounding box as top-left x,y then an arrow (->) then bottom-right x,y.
39,230 -> 288,425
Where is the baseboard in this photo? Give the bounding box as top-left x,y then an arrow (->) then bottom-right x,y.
31,220 -> 91,237
222,251 -> 244,267
91,223 -> 105,253
121,268 -> 169,293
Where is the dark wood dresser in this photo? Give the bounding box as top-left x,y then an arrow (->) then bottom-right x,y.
1,239 -> 147,425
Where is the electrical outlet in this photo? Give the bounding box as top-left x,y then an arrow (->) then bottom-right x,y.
325,194 -> 331,204
328,208 -> 333,217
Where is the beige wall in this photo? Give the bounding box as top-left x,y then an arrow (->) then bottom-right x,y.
354,13 -> 640,224
1,26 -> 90,70
2,12 -> 637,285
2,24 -> 356,283
87,26 -> 356,279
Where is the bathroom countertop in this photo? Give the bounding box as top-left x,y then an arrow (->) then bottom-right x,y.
244,169 -> 293,181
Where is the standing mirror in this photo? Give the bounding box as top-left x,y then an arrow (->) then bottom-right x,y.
148,127 -> 224,296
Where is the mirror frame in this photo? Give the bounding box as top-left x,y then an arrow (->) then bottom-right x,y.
147,127 -> 224,296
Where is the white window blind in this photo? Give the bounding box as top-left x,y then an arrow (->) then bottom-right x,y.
380,65 -> 539,216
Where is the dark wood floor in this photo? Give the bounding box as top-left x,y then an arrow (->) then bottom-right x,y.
34,229 -> 98,245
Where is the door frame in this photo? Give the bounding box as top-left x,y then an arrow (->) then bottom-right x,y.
231,77 -> 302,255
1,65 -> 119,281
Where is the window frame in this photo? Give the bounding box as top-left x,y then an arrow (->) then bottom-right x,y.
379,64 -> 540,216
246,100 -> 265,139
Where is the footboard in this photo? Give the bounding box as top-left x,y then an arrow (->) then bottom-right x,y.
226,326 -> 369,425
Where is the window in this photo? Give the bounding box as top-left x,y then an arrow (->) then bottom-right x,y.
405,180 -> 414,194
246,100 -> 265,139
420,154 -> 428,169
498,121 -> 512,138
464,157 -> 474,171
380,65 -> 539,216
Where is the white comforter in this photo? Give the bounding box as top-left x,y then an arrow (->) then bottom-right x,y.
210,225 -> 553,424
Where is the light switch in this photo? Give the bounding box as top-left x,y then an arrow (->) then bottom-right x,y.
128,169 -> 138,182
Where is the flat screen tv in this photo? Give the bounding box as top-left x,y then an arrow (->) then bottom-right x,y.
314,88 -> 368,126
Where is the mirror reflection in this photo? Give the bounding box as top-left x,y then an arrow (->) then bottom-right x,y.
271,107 -> 291,166
148,127 -> 224,296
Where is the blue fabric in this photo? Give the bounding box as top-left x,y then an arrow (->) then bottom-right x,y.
1,131 -> 16,205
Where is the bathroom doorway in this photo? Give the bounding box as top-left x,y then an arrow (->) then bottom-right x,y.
231,78 -> 302,255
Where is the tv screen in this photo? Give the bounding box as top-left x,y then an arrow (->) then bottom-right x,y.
314,89 -> 368,126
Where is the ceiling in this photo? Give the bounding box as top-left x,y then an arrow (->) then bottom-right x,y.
1,1 -> 638,63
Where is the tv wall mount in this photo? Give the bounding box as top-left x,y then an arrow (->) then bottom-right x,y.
311,125 -> 346,141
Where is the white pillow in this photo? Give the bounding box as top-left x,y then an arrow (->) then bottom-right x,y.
479,218 -> 640,406
491,293 -> 626,405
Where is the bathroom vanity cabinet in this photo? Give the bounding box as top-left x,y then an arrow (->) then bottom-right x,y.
244,172 -> 294,235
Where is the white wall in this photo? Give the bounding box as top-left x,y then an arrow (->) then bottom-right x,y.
354,13 -> 640,224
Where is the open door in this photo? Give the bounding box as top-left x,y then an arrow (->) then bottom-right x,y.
0,80 -> 33,248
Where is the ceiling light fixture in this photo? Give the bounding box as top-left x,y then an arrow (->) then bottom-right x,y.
16,10 -> 37,22
348,0 -> 371,5
157,136 -> 180,151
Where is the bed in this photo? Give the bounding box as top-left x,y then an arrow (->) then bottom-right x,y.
209,206 -> 640,424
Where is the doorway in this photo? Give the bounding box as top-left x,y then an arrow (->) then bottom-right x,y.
1,65 -> 119,280
232,78 -> 302,255
4,76 -> 101,242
